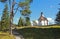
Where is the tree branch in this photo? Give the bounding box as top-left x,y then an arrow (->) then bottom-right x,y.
14,6 -> 19,15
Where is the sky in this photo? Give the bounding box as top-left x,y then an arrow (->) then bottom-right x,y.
0,0 -> 60,24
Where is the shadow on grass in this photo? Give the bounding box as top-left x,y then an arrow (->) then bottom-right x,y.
0,34 -> 7,36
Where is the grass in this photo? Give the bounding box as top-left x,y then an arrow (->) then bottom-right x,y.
16,25 -> 60,29
0,31 -> 15,39
16,25 -> 60,39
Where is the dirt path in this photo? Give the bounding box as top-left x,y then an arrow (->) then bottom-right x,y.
12,30 -> 24,39
15,35 -> 24,39
15,36 -> 21,39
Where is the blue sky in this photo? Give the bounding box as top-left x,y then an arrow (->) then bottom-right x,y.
0,0 -> 60,24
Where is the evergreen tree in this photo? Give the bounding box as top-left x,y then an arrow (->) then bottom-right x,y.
1,4 -> 9,30
33,20 -> 37,26
0,0 -> 33,35
0,21 -> 1,31
55,10 -> 60,25
0,21 -> 1,26
25,17 -> 31,26
19,0 -> 32,26
18,17 -> 24,26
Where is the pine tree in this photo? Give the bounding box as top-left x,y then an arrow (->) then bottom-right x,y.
19,0 -> 32,26
55,10 -> 60,25
0,21 -> 1,31
1,4 -> 9,30
18,17 -> 24,26
25,17 -> 31,26
0,21 -> 1,26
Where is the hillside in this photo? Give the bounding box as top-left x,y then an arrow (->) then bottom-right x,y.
15,26 -> 60,39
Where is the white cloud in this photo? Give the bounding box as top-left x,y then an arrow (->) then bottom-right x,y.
30,21 -> 33,26
30,20 -> 38,26
13,18 -> 19,24
35,20 -> 39,24
47,18 -> 55,25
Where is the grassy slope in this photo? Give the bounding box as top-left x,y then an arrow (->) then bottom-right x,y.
16,25 -> 60,39
16,25 -> 60,29
0,32 -> 15,39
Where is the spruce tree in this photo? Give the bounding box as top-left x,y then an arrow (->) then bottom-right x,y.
55,10 -> 60,25
18,17 -> 24,26
0,21 -> 1,26
1,4 -> 9,30
0,21 -> 1,31
25,17 -> 31,26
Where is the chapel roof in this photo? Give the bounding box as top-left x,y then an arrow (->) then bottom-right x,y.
38,12 -> 48,21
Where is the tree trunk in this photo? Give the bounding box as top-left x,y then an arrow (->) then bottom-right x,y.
9,0 -> 14,35
9,7 -> 13,34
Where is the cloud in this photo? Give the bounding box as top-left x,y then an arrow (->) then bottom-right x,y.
30,21 -> 33,26
35,20 -> 39,24
47,18 -> 55,25
13,18 -> 19,24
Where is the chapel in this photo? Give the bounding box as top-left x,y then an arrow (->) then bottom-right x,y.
38,12 -> 48,26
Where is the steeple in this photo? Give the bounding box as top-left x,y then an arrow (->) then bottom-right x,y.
41,12 -> 44,17
41,12 -> 43,16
